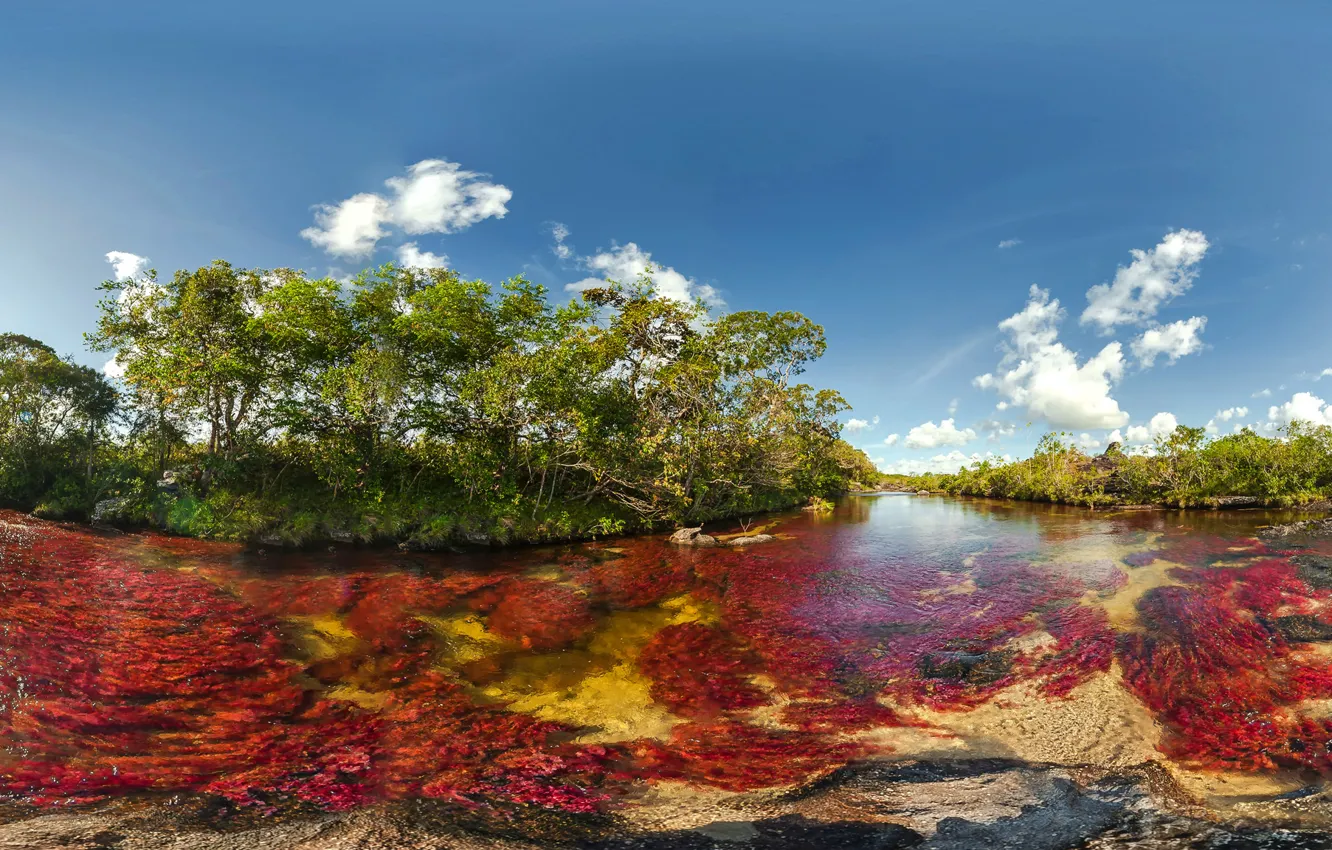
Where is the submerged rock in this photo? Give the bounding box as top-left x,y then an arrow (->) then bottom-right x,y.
918,651 -> 1011,685
1268,614 -> 1332,643
1293,553 -> 1332,589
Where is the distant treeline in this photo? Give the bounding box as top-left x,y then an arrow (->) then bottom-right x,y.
896,427 -> 1332,508
0,262 -> 879,545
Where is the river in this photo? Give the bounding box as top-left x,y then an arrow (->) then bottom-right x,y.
4,495 -> 1332,848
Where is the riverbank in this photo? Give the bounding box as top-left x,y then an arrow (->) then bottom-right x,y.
887,426 -> 1332,511
81,485 -> 831,551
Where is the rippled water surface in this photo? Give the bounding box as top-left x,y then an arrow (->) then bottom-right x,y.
6,495 -> 1332,846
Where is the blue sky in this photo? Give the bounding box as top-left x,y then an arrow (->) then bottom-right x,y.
4,0 -> 1332,472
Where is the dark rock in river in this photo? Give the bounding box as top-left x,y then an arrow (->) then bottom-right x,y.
1268,614 -> 1332,642
919,650 -> 1012,685
1293,553 -> 1332,589
1259,518 -> 1332,540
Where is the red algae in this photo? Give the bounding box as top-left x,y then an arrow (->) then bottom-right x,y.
7,501 -> 1331,818
637,623 -> 768,718
628,720 -> 864,792
486,578 -> 596,650
1118,548 -> 1332,773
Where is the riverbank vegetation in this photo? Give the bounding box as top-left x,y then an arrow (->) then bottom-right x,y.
0,261 -> 879,546
898,426 -> 1332,508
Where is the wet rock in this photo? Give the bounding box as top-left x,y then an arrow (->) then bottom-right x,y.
669,527 -> 720,547
1260,518 -> 1332,540
592,815 -> 923,849
1293,553 -> 1332,589
727,534 -> 775,547
916,490 -> 931,496
1268,614 -> 1332,642
919,651 -> 1012,685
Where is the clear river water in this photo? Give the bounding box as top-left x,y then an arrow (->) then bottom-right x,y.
6,494 -> 1332,848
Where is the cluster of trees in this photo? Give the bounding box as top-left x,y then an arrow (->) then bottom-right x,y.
906,424 -> 1332,508
0,261 -> 879,544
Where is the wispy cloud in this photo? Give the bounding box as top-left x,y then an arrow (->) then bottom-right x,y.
997,239 -> 1022,249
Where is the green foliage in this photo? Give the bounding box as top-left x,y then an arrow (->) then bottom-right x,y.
895,423 -> 1332,508
0,259 -> 871,544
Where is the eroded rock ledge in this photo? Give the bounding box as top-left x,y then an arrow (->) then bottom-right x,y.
5,759 -> 1332,849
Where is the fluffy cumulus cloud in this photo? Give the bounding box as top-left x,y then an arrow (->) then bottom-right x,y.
904,418 -> 977,449
396,242 -> 448,269
1130,316 -> 1207,367
1125,412 -> 1179,444
1080,230 -> 1209,330
998,239 -> 1022,249
567,241 -> 723,307
974,286 -> 1129,430
105,251 -> 151,282
879,451 -> 1012,476
884,433 -> 901,447
302,159 -> 512,258
844,418 -> 871,434
1267,392 -> 1332,429
1072,433 -> 1102,451
102,251 -> 158,378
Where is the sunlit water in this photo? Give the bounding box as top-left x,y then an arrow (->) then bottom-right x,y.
5,494 -> 1332,845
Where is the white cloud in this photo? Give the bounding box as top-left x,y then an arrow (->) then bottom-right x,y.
978,419 -> 1017,443
947,398 -> 959,415
1316,369 -> 1332,381
879,451 -> 1012,476
1215,406 -> 1248,422
998,239 -> 1022,249
102,357 -> 126,379
844,418 -> 871,434
904,418 -> 978,449
1125,412 -> 1179,444
872,415 -> 880,426
105,251 -> 150,282
1253,388 -> 1273,398
1130,316 -> 1207,367
884,433 -> 901,447
1075,433 -> 1102,451
1080,229 -> 1209,331
396,242 -> 449,269
1267,392 -> 1332,429
550,222 -> 573,260
1107,429 -> 1124,445
567,242 -> 723,307
302,159 -> 511,259
974,286 -> 1129,430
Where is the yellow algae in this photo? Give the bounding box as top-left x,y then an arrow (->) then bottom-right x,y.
420,612 -> 512,667
1086,560 -> 1186,630
326,685 -> 391,711
499,661 -> 682,743
476,592 -> 723,740
659,592 -> 721,627
588,608 -> 679,662
283,614 -> 360,661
